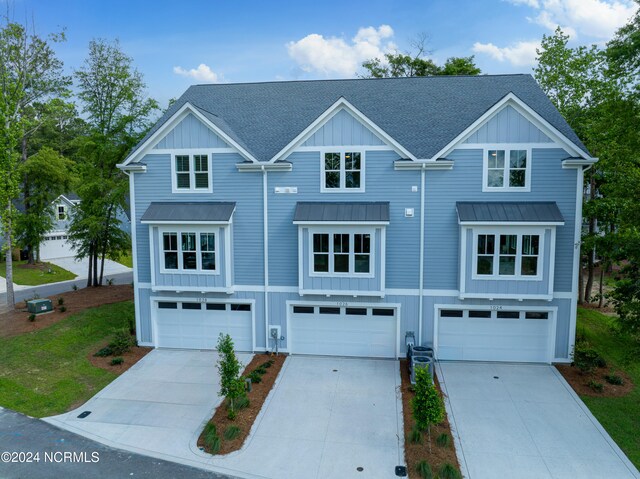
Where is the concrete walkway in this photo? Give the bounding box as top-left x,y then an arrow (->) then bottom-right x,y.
46,351 -> 405,479
438,362 -> 640,479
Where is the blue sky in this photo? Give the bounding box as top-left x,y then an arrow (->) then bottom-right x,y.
9,0 -> 638,107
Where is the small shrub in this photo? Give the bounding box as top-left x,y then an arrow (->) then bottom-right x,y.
72,284 -> 78,291
588,379 -> 604,393
110,357 -> 124,366
254,366 -> 267,375
595,356 -> 607,368
415,460 -> 433,479
260,360 -> 273,369
59,306 -> 67,312
605,371 -> 624,385
109,329 -> 133,355
94,346 -> 113,357
227,409 -> 237,421
438,463 -> 462,479
203,423 -> 220,453
235,395 -> 250,410
28,314 -> 36,322
57,297 -> 64,306
223,425 -> 241,441
106,278 -> 114,286
411,368 -> 444,431
572,341 -> 603,375
436,432 -> 451,448
409,426 -> 423,444
248,370 -> 263,384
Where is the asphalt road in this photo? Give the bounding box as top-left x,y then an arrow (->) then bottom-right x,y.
0,408 -> 234,479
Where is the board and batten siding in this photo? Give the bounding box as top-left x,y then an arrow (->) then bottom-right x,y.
150,226 -> 229,289
153,113 -> 229,149
267,149 -> 421,289
462,227 -> 553,297
301,109 -> 386,147
133,152 -> 264,285
425,148 -> 577,292
463,105 -> 553,144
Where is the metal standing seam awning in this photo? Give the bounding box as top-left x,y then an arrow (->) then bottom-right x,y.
456,201 -> 565,225
293,202 -> 390,225
140,202 -> 236,224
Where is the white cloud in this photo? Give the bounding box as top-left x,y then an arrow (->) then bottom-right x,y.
473,40 -> 540,66
286,25 -> 396,77
504,0 -> 540,7
173,63 -> 221,82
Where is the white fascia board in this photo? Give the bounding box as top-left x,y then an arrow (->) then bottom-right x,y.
430,93 -> 595,161
293,221 -> 389,226
458,221 -> 565,226
269,97 -> 418,163
119,102 -> 259,167
394,160 -> 455,170
236,162 -> 293,172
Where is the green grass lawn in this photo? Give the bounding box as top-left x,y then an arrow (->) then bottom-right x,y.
0,301 -> 134,418
0,260 -> 76,285
576,307 -> 640,468
110,250 -> 133,268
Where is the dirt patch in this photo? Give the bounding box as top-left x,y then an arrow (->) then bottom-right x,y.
198,354 -> 286,455
400,359 -> 461,478
556,364 -> 634,397
0,285 -> 134,338
88,342 -> 152,375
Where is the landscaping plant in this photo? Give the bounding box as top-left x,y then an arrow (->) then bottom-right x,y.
588,379 -> 604,393
572,341 -> 604,375
28,314 -> 36,322
411,367 -> 444,453
202,423 -> 221,454
436,432 -> 451,448
605,371 -> 624,385
223,425 -> 241,441
438,462 -> 462,479
109,328 -> 133,355
216,333 -> 246,417
57,297 -> 64,306
110,357 -> 124,366
409,426 -> 423,444
59,306 -> 66,312
415,460 -> 433,479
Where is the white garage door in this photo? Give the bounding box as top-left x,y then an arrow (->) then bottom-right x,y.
290,305 -> 397,358
155,301 -> 253,351
437,308 -> 553,363
40,233 -> 73,260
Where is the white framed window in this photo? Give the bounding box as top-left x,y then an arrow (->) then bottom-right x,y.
320,150 -> 364,192
482,147 -> 531,192
171,152 -> 212,193
57,205 -> 67,220
472,228 -> 543,280
310,228 -> 374,277
160,227 -> 219,274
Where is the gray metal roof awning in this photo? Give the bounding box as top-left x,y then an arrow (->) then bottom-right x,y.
141,202 -> 236,224
293,202 -> 390,224
456,201 -> 564,225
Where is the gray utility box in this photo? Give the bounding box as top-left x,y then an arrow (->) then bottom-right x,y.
27,299 -> 53,314
410,356 -> 434,385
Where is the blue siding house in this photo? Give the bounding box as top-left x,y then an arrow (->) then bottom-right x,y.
118,75 -> 596,363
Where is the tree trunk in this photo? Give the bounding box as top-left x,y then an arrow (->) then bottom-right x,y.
578,257 -> 585,304
584,173 -> 596,302
598,264 -> 605,309
5,200 -> 15,308
98,204 -> 114,286
87,243 -> 93,288
93,248 -> 99,287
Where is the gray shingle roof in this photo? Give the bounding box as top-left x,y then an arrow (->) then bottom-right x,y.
129,75 -> 588,162
456,202 -> 565,224
141,202 -> 236,223
294,202 -> 390,223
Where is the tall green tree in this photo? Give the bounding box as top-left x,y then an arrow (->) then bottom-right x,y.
0,18 -> 68,307
71,38 -> 158,286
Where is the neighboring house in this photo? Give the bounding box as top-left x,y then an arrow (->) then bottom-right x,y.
118,75 -> 596,364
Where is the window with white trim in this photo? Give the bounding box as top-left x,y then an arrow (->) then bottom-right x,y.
57,205 -> 67,220
321,151 -> 363,191
173,153 -> 211,192
484,148 -> 530,191
474,231 -> 541,279
312,231 -> 372,275
161,230 -> 217,273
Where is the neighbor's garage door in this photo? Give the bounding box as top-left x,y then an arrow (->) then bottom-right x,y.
40,233 -> 73,260
290,305 -> 397,358
437,308 -> 552,363
155,301 -> 252,351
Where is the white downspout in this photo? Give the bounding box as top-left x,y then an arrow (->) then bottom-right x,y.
418,164 -> 426,346
262,166 -> 270,350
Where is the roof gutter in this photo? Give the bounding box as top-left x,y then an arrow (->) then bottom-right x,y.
562,157 -> 598,168
117,163 -> 147,173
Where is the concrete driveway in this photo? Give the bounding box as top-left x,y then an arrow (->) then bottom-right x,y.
47,351 -> 404,479
438,362 -> 640,479
48,257 -> 131,279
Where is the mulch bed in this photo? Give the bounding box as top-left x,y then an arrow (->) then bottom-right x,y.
0,285 -> 134,338
88,342 -> 152,375
556,364 -> 634,397
399,359 -> 461,478
198,353 -> 286,455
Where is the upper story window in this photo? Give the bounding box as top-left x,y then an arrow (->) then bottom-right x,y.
321,151 -> 364,192
161,229 -> 218,273
483,148 -> 530,192
474,231 -> 541,279
312,231 -> 372,276
172,153 -> 212,193
57,205 -> 67,220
